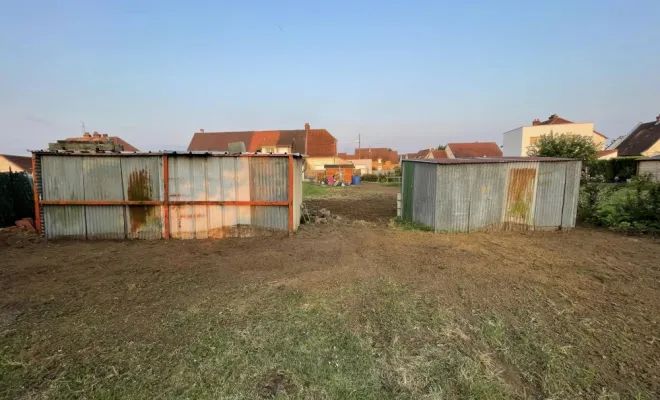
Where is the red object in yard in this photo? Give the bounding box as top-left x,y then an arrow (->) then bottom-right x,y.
15,218 -> 36,231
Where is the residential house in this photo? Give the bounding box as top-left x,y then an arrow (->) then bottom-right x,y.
0,154 -> 32,173
608,114 -> 660,157
337,153 -> 373,175
502,114 -> 607,156
348,148 -> 399,173
49,132 -> 139,152
400,148 -> 447,163
445,142 -> 503,158
187,123 -> 338,178
596,149 -> 619,160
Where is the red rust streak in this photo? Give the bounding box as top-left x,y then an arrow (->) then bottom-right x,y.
31,154 -> 41,234
163,155 -> 170,239
288,155 -> 294,233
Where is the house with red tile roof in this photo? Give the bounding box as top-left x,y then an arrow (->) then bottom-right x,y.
187,123 -> 338,178
445,142 -> 503,158
0,154 -> 33,173
187,123 -> 336,157
502,114 -> 606,156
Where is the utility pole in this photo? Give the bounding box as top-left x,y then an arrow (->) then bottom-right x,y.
358,134 -> 361,157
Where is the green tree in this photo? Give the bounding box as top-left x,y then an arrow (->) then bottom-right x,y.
437,145 -> 446,150
527,131 -> 599,163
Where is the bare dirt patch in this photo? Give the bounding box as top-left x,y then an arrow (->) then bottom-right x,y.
304,182 -> 398,224
2,185 -> 660,398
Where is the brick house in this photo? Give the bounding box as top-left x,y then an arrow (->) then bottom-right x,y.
0,154 -> 33,173
187,123 -> 338,178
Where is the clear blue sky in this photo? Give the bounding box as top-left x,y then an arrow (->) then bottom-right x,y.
1,0 -> 658,155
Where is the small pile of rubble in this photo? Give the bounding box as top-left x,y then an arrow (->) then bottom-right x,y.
305,208 -> 342,224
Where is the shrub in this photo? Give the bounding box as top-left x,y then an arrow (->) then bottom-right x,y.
586,158 -> 639,182
578,177 -> 660,234
527,132 -> 599,162
361,174 -> 378,182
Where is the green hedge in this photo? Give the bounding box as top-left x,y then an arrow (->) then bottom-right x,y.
360,174 -> 379,182
578,178 -> 660,234
586,157 -> 639,182
0,172 -> 34,228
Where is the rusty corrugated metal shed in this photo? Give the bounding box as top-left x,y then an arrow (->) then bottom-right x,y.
401,157 -> 581,232
32,152 -> 303,240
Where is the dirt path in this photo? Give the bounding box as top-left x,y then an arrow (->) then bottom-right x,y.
304,182 -> 398,224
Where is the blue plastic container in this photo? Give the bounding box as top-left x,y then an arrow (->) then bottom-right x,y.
352,175 -> 361,185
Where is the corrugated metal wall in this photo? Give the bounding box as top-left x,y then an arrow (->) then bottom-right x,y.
404,160 -> 581,233
638,160 -> 660,183
37,154 -> 300,239
534,162 -> 567,229
293,158 -> 303,230
401,162 -> 414,221
502,162 -> 539,228
41,155 -> 165,239
410,162 -> 437,228
468,163 -> 507,231
435,165 -> 472,232
561,161 -> 582,228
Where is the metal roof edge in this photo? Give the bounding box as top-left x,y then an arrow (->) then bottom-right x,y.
30,150 -> 305,158
401,157 -> 579,165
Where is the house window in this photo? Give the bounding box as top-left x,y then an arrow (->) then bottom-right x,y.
530,137 -> 539,145
262,147 -> 276,153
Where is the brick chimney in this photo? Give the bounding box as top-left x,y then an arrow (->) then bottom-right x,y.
93,131 -> 100,138
656,114 -> 660,125
304,123 -> 310,155
199,129 -> 204,133
83,131 -> 91,138
532,119 -> 541,126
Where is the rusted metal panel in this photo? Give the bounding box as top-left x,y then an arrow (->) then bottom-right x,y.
293,158 -> 303,230
411,162 -> 437,228
120,157 -> 163,239
169,156 -> 200,239
561,161 -> 582,228
403,158 -> 572,233
36,153 -> 300,240
435,165 -> 471,232
41,156 -> 84,200
250,157 -> 288,232
42,205 -> 86,239
468,163 -> 507,231
82,157 -> 125,239
534,162 -> 567,229
503,162 -> 538,229
41,156 -> 85,238
168,156 -> 271,239
236,158 -> 251,228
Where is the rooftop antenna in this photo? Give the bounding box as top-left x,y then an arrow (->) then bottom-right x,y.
80,121 -> 85,134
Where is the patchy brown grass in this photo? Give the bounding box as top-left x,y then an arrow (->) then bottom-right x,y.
1,185 -> 659,399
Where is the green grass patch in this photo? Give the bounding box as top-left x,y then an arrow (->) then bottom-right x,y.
0,280 -> 517,399
2,279 -> 652,399
391,216 -> 434,231
303,182 -> 334,198
380,182 -> 401,187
